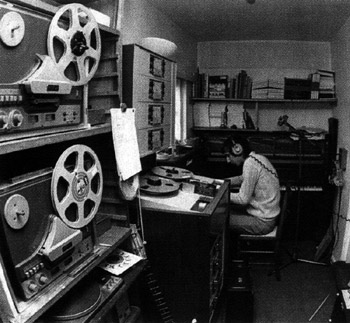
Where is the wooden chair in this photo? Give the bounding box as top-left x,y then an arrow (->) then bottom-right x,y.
237,185 -> 291,281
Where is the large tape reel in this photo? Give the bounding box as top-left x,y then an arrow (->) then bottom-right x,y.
51,145 -> 103,229
47,3 -> 101,86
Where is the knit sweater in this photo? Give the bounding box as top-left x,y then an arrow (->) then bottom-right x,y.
230,152 -> 280,220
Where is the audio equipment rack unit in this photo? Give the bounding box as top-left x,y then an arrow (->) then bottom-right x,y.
0,1 -> 146,323
0,138 -> 146,323
122,44 -> 176,157
88,26 -> 121,126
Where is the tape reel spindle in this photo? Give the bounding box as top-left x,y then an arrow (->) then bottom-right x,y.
51,144 -> 103,229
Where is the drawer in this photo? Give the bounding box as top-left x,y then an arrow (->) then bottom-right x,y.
133,75 -> 172,103
137,126 -> 171,156
133,46 -> 173,81
134,102 -> 171,129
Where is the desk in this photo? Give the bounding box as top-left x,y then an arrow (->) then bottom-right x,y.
135,181 -> 230,323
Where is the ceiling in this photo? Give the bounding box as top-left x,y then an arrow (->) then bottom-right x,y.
146,0 -> 350,42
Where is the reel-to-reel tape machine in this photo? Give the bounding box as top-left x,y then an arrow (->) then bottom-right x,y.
0,1 -> 102,141
0,144 -> 103,301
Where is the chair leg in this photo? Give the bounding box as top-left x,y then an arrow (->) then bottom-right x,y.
268,252 -> 281,281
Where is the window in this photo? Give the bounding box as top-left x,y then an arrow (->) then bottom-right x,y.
175,78 -> 190,142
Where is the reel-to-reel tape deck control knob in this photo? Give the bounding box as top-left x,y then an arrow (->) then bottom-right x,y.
4,194 -> 30,230
0,110 -> 9,129
9,109 -> 23,128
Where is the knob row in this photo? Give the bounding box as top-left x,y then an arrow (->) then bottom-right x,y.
0,109 -> 24,129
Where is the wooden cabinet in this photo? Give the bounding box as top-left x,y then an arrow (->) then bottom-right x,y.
122,44 -> 176,157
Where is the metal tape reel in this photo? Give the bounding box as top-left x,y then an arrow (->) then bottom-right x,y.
140,175 -> 180,195
47,3 -> 101,86
51,145 -> 103,229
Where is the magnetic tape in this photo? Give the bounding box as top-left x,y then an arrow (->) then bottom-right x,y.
0,144 -> 103,301
0,2 -> 101,141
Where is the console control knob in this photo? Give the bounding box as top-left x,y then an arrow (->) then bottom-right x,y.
27,282 -> 39,293
9,109 -> 23,127
0,110 -> 8,129
37,274 -> 49,285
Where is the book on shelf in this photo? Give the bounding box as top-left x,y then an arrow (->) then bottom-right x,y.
193,70 -> 209,98
228,78 -> 236,98
208,75 -> 228,98
317,69 -> 336,99
251,79 -> 284,99
309,72 -> 320,100
203,73 -> 209,98
284,78 -> 312,100
236,70 -> 252,99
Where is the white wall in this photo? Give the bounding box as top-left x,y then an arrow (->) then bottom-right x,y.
331,16 -> 350,262
196,40 -> 334,131
121,0 -> 197,81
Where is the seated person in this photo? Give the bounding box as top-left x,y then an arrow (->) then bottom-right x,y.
223,136 -> 280,235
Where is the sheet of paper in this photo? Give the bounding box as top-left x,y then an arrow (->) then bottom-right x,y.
111,108 -> 142,180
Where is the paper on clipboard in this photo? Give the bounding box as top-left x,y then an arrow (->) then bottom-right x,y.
111,108 -> 142,181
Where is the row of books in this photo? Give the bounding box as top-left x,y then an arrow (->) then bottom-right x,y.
193,70 -> 336,100
252,79 -> 284,99
193,70 -> 252,99
285,70 -> 336,100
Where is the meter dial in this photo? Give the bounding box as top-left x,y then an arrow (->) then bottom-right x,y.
0,11 -> 25,47
4,194 -> 30,229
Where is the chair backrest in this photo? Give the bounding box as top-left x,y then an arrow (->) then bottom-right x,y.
275,184 -> 291,247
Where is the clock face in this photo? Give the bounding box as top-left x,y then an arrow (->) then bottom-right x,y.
0,11 -> 25,47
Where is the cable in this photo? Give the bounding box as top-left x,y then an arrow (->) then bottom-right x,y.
332,186 -> 343,253
136,187 -> 147,247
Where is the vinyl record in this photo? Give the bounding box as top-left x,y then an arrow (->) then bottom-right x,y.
140,175 -> 179,195
151,166 -> 193,181
45,277 -> 101,321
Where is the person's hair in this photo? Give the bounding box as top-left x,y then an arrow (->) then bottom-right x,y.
222,135 -> 251,158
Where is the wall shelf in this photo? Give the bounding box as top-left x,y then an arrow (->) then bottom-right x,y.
0,124 -> 111,156
193,126 -> 258,132
192,97 -> 337,105
192,97 -> 337,130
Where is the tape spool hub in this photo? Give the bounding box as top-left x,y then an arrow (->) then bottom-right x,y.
48,3 -> 101,86
51,145 -> 103,229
